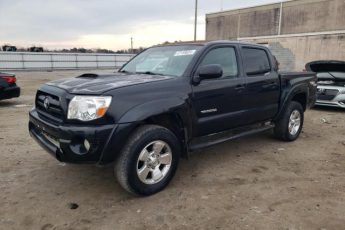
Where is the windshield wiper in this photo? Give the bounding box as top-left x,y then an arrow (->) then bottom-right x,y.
119,70 -> 131,73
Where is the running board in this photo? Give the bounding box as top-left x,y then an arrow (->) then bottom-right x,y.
189,123 -> 275,151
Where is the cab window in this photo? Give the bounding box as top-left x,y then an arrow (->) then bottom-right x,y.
242,47 -> 271,76
198,47 -> 238,79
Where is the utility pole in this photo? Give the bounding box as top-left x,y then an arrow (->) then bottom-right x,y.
130,37 -> 133,53
278,1 -> 283,35
194,0 -> 198,41
221,0 -> 223,11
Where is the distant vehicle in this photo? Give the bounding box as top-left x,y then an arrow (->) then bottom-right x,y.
29,41 -> 317,195
2,45 -> 17,52
28,47 -> 44,52
306,60 -> 345,108
0,73 -> 20,100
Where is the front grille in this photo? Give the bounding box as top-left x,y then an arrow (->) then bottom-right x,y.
36,91 -> 64,120
317,88 -> 339,101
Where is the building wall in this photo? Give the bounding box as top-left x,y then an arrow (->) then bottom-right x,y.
206,0 -> 345,40
205,0 -> 345,71
206,3 -> 281,40
239,7 -> 280,37
281,0 -> 345,34
246,34 -> 345,71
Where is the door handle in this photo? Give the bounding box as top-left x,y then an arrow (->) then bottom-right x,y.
235,84 -> 245,90
262,81 -> 278,89
266,81 -> 278,87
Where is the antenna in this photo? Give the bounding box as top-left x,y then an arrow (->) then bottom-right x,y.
130,37 -> 133,53
194,0 -> 198,41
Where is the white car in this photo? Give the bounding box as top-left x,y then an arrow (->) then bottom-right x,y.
306,61 -> 345,108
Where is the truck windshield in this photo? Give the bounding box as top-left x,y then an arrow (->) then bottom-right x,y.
120,45 -> 201,77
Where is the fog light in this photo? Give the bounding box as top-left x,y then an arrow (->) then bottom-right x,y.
84,139 -> 91,151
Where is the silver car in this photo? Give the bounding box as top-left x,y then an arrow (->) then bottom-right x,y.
306,61 -> 345,108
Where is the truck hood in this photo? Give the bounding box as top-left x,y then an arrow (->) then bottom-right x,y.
46,73 -> 173,94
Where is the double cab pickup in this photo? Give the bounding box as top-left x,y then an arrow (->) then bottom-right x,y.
29,41 -> 317,195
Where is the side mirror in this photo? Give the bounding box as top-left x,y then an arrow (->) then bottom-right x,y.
198,64 -> 223,80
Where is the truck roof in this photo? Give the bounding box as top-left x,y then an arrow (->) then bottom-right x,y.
155,40 -> 267,49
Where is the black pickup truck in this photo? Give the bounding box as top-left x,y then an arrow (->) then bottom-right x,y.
29,41 -> 317,195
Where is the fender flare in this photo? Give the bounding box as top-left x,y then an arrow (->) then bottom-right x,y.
120,97 -> 192,157
118,97 -> 191,125
275,83 -> 309,120
98,97 -> 192,164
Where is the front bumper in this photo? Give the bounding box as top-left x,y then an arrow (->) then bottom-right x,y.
315,100 -> 345,108
0,86 -> 20,100
29,109 -> 116,163
315,86 -> 345,108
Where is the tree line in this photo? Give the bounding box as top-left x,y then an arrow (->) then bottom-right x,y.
1,45 -> 145,54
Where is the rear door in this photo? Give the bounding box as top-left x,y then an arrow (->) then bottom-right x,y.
240,46 -> 280,124
191,45 -> 246,136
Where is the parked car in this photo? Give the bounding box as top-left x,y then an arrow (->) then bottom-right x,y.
29,41 -> 317,195
306,60 -> 345,108
0,72 -> 20,100
28,46 -> 44,52
2,45 -> 17,52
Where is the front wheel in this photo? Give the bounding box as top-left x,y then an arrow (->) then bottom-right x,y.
115,125 -> 180,196
274,101 -> 304,141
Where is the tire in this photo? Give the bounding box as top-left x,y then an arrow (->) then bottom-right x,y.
115,125 -> 180,196
274,101 -> 304,142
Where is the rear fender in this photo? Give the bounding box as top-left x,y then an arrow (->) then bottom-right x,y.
275,83 -> 309,120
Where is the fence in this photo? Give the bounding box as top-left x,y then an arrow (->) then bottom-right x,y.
0,52 -> 134,71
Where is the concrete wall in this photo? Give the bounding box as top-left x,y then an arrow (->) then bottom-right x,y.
245,34 -> 345,71
206,3 -> 281,40
206,0 -> 345,40
0,52 -> 134,71
205,0 -> 345,71
281,0 -> 345,34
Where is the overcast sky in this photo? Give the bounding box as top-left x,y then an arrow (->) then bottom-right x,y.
0,0 -> 282,50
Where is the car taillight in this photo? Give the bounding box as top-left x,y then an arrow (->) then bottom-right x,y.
1,76 -> 16,84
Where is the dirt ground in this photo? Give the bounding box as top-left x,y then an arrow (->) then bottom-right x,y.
1,70 -> 345,230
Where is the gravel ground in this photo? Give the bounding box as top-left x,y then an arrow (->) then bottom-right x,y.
1,70 -> 345,230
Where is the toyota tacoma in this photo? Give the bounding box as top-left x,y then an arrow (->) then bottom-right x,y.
29,41 -> 317,195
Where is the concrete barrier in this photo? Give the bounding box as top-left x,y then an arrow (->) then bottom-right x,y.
0,52 -> 134,71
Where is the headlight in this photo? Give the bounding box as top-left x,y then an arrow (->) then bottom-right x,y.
67,96 -> 112,121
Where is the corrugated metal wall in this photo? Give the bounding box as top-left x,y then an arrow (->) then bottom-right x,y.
0,52 -> 134,70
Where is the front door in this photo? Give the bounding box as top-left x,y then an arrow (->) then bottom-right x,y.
191,45 -> 246,137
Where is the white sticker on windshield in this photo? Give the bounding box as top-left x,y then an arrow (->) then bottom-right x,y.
174,50 -> 196,56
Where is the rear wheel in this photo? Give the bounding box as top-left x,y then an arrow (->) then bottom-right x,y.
115,125 -> 180,196
274,101 -> 304,141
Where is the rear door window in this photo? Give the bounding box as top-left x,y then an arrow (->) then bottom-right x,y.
242,47 -> 271,76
